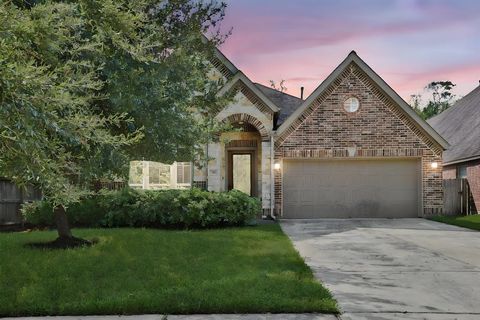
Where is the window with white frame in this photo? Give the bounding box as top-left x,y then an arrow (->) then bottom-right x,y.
128,161 -> 191,189
176,162 -> 192,185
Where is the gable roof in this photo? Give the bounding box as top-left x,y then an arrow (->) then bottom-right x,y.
428,85 -> 480,165
213,45 -> 238,76
217,71 -> 280,113
201,34 -> 238,78
254,83 -> 303,126
275,51 -> 449,150
212,47 -> 307,126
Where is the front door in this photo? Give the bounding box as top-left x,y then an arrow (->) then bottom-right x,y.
227,151 -> 256,196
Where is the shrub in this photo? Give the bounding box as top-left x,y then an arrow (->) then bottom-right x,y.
22,188 -> 261,229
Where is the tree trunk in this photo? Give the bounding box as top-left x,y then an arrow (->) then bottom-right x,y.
54,205 -> 72,239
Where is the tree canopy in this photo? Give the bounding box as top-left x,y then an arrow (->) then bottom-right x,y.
0,0 -> 229,240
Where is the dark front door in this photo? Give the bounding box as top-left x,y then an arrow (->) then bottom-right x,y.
227,151 -> 256,196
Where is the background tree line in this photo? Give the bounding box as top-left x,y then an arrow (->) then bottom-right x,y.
409,81 -> 457,120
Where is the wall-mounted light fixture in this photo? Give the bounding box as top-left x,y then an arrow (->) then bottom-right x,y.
274,162 -> 281,170
431,162 -> 438,169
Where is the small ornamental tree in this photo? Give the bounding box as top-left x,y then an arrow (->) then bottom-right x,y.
0,0 -> 228,245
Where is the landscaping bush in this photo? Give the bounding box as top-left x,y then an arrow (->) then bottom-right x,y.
22,188 -> 261,229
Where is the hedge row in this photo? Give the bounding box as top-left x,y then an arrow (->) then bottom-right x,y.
22,188 -> 261,228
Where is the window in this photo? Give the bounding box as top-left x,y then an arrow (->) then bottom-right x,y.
128,161 -> 191,189
148,162 -> 160,185
344,97 -> 360,113
129,161 -> 143,186
457,165 -> 468,179
149,162 -> 170,185
176,162 -> 192,185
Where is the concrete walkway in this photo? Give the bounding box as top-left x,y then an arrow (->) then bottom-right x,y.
281,218 -> 480,320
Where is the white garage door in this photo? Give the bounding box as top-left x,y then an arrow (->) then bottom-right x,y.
283,159 -> 420,218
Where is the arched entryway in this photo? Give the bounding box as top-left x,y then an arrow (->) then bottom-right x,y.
223,122 -> 262,196
205,112 -> 274,216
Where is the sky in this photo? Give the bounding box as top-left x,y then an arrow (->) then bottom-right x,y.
218,0 -> 480,103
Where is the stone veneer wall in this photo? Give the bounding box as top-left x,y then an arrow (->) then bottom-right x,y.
205,82 -> 276,210
274,62 -> 444,217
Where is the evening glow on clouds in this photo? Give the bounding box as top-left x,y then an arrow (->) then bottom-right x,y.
218,0 -> 480,102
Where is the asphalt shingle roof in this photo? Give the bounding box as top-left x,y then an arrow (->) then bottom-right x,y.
428,85 -> 480,164
254,83 -> 303,127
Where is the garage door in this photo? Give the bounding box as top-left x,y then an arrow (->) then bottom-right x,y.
283,159 -> 420,218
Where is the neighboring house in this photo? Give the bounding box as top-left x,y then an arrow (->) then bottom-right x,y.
428,85 -> 480,213
188,48 -> 449,219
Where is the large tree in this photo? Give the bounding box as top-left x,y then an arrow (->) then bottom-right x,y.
0,0 -> 228,245
97,1 -> 231,163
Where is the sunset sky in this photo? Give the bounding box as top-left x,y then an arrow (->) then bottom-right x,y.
219,0 -> 480,104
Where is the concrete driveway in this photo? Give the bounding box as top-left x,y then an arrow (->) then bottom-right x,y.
281,219 -> 480,320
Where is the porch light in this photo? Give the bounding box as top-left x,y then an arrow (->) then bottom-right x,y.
274,162 -> 281,170
431,162 -> 438,169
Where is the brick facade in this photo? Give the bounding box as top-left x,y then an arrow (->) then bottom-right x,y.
274,62 -> 444,217
467,161 -> 480,212
443,167 -> 457,180
205,50 -> 446,217
443,160 -> 480,213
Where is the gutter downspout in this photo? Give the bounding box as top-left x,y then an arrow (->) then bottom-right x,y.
270,133 -> 276,220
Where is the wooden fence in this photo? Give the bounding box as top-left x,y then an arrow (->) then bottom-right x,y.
0,179 -> 42,225
443,178 -> 474,215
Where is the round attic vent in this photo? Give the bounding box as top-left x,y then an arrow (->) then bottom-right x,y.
343,97 -> 360,113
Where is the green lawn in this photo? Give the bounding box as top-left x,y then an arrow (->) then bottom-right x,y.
0,224 -> 337,316
430,214 -> 480,231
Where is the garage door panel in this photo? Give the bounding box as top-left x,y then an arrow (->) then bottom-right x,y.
283,159 -> 420,218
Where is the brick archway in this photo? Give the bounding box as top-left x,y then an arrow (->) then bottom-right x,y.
221,113 -> 270,141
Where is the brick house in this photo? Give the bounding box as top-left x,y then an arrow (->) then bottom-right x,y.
428,85 -> 480,213
193,49 -> 448,218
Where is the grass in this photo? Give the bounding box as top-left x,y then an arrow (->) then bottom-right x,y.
0,224 -> 337,316
430,214 -> 480,231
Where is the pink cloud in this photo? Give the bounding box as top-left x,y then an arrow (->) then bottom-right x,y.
218,0 -> 480,101
220,2 -> 478,57
251,59 -> 480,102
